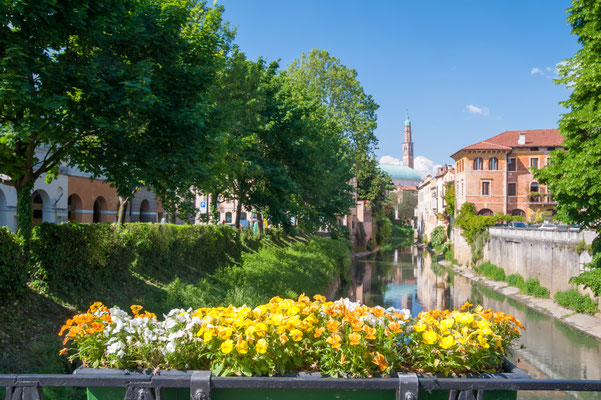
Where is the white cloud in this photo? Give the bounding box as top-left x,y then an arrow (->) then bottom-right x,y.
531,67 -> 544,76
379,155 -> 402,165
413,156 -> 442,178
465,104 -> 490,116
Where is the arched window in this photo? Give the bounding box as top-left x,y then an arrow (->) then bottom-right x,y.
93,197 -> 107,223
32,192 -> 44,225
511,209 -> 525,217
68,194 -> 83,222
530,182 -> 539,193
225,212 -> 232,223
489,157 -> 498,170
240,212 -> 247,221
139,200 -> 152,222
477,208 -> 493,216
473,157 -> 483,170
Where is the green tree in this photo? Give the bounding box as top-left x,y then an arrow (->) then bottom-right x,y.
535,0 -> 601,294
444,182 -> 455,219
286,49 -> 380,196
398,191 -> 418,222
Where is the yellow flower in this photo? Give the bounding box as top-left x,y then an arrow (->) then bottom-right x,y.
423,329 -> 438,345
413,322 -> 426,333
440,318 -> 454,332
280,334 -> 289,345
477,335 -> 490,349
327,319 -> 340,333
220,339 -> 234,354
130,305 -> 143,315
218,327 -> 233,340
235,339 -> 248,354
290,329 -> 303,342
203,330 -> 214,342
457,313 -> 474,325
372,352 -> 388,372
256,338 -> 268,354
363,325 -> 377,340
460,301 -> 472,311
440,335 -> 455,349
349,332 -> 361,345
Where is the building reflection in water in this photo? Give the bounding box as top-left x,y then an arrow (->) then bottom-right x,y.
347,245 -> 601,400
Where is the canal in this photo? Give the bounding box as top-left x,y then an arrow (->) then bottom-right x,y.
347,245 -> 601,400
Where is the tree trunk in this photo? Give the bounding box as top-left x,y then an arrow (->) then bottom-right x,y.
15,177 -> 34,242
169,211 -> 177,224
210,193 -> 219,224
117,197 -> 129,224
257,212 -> 264,234
235,199 -> 242,229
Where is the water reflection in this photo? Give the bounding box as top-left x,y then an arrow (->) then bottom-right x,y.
347,246 -> 601,400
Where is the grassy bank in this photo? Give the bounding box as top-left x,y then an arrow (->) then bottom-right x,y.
0,223 -> 350,399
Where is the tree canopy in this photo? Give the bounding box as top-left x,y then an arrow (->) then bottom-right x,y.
535,0 -> 601,294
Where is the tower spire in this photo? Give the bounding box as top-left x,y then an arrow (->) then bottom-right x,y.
402,112 -> 414,168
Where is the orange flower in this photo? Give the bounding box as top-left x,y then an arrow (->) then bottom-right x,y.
314,327 -> 326,338
372,352 -> 388,372
326,334 -> 341,348
280,334 -> 289,345
313,294 -> 326,303
349,332 -> 361,345
363,325 -> 376,340
326,319 -> 340,333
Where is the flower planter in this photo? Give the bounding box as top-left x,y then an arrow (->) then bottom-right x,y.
75,360 -> 528,400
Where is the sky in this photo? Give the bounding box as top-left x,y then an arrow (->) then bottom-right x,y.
219,0 -> 579,177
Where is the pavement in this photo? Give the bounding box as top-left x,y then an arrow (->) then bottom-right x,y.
440,260 -> 601,341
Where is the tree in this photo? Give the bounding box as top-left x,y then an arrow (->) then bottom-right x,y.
398,191 -> 417,222
69,0 -> 231,223
0,0 -> 126,239
535,0 -> 601,294
0,0 -> 231,238
286,50 -> 380,197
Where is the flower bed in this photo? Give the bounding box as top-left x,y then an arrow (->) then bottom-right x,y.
59,295 -> 525,379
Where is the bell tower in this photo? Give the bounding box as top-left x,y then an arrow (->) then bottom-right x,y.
402,113 -> 414,168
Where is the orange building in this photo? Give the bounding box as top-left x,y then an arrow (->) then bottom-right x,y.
451,129 -> 563,220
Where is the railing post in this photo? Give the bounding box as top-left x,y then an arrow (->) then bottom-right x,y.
124,381 -> 156,400
397,373 -> 419,400
190,371 -> 211,400
6,380 -> 44,400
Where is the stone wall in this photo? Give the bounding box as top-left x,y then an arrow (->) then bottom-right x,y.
484,227 -> 595,295
452,226 -> 597,296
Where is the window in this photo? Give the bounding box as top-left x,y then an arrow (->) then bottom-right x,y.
546,157 -> 552,166
530,157 -> 539,169
481,181 -> 491,196
508,182 -> 516,196
530,182 -> 539,193
473,157 -> 483,170
508,158 -> 516,171
489,157 -> 498,170
530,147 -> 539,151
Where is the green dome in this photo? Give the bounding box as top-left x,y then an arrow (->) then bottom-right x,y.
379,163 -> 422,181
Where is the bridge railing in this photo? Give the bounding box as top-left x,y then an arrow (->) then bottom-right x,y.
3,371 -> 601,400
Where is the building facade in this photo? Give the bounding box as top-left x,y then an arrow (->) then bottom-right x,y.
416,165 -> 455,239
451,129 -> 563,219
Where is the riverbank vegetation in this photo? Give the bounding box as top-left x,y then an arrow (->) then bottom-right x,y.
379,223 -> 414,252
471,261 -> 599,314
0,223 -> 350,399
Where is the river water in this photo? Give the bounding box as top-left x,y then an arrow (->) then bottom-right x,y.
346,246 -> 601,400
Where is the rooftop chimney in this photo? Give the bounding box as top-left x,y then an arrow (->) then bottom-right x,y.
518,132 -> 526,145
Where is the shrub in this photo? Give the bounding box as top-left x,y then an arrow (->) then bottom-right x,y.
474,262 -> 506,281
506,273 -> 525,289
0,228 -> 26,303
523,278 -> 550,299
329,224 -> 350,241
554,289 -> 598,314
430,226 -> 447,247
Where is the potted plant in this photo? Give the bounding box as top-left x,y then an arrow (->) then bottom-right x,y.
60,296 -> 526,399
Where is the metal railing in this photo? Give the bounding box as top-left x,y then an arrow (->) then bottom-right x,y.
2,368 -> 601,400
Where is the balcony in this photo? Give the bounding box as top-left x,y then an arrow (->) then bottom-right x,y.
526,193 -> 556,205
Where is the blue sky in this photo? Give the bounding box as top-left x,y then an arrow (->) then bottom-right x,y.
219,0 -> 578,176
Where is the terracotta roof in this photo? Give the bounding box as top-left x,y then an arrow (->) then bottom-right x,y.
452,129 -> 563,159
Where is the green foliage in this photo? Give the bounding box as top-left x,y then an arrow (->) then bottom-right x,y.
534,1 -> 601,297
329,224 -> 351,241
218,237 -> 350,306
430,226 -> 447,247
506,273 -> 525,289
569,268 -> 601,296
571,240 -> 592,255
474,262 -> 506,281
0,228 -> 26,303
444,182 -> 455,219
523,279 -> 550,299
553,289 -> 598,314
